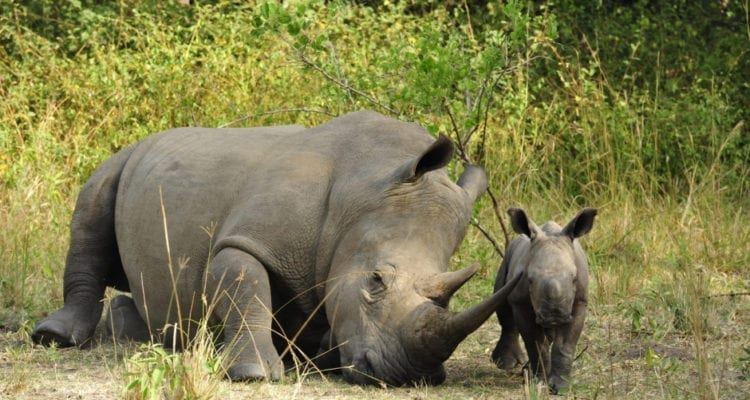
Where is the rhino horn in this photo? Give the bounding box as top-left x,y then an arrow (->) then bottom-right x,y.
417,263 -> 480,308
443,271 -> 523,346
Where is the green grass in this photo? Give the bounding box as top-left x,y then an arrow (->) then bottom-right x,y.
1,1 -> 749,399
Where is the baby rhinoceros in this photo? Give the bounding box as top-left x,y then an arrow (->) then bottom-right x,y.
492,208 -> 597,394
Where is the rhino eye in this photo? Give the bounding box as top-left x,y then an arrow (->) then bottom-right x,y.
367,271 -> 387,293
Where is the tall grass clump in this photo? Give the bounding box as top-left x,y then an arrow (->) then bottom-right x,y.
122,315 -> 225,400
1,0 -> 748,398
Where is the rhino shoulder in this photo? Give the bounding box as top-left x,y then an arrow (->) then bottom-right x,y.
495,237 -> 530,289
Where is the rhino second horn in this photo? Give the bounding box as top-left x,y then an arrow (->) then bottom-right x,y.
417,263 -> 480,308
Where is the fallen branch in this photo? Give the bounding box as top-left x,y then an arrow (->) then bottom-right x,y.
703,292 -> 750,299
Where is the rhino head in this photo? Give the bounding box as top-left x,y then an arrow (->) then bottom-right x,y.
322,135 -> 520,386
507,208 -> 597,328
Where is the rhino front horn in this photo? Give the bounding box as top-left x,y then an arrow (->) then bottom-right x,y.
444,271 -> 523,345
417,263 -> 480,308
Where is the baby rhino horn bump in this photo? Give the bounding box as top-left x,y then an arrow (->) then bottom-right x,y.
418,263 -> 480,308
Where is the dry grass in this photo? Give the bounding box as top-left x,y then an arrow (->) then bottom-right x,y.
2,283 -> 748,399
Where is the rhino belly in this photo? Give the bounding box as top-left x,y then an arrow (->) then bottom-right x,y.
113,134 -> 246,332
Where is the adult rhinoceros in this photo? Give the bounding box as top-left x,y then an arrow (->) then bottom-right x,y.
32,110 -> 520,386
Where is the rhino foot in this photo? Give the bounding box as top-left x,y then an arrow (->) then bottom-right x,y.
32,306 -> 99,348
227,361 -> 283,382
32,318 -> 77,347
491,339 -> 527,371
548,374 -> 570,395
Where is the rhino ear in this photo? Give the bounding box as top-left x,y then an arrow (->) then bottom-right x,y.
398,134 -> 455,182
508,208 -> 543,240
561,208 -> 598,240
457,163 -> 488,203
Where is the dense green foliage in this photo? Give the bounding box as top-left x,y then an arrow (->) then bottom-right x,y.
2,0 -> 747,198
1,1 -> 748,398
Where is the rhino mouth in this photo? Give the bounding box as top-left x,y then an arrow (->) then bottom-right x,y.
342,349 -> 446,387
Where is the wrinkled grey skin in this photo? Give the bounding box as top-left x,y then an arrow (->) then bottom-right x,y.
32,111 -> 521,387
491,208 -> 597,394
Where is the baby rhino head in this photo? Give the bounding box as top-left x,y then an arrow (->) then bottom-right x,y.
508,208 -> 597,328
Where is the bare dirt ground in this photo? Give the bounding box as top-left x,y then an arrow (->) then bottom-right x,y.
2,301 -> 749,400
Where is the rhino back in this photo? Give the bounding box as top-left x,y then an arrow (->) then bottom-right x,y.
114,111 -> 435,323
114,125 -> 306,323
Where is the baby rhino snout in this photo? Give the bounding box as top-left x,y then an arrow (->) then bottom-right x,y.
535,310 -> 574,327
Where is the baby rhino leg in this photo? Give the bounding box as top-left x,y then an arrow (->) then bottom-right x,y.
492,302 -> 527,370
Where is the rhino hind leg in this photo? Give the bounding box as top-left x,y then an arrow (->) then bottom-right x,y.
105,295 -> 151,342
33,147 -> 134,348
207,247 -> 284,381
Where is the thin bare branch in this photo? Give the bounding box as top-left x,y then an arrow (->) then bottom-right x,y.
486,187 -> 510,249
297,51 -> 398,115
471,217 -> 504,258
443,96 -> 510,253
443,97 -> 468,161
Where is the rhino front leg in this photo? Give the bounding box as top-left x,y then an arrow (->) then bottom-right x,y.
105,295 -> 151,342
514,304 -> 550,381
548,301 -> 586,394
314,329 -> 341,371
207,247 -> 283,381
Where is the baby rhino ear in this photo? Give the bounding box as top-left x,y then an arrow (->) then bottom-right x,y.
507,208 -> 543,240
561,208 -> 598,240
